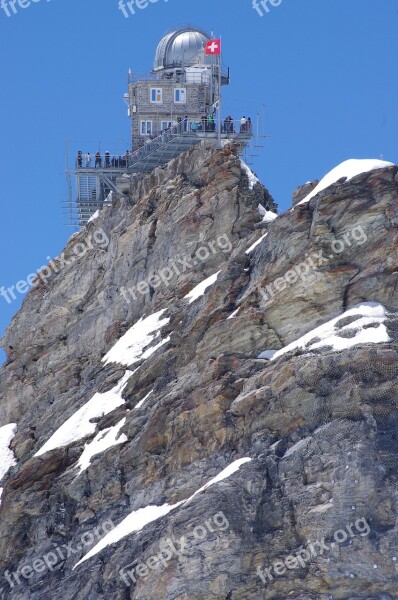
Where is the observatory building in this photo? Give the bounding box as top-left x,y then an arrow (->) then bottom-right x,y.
127,27 -> 230,149
66,27 -> 253,229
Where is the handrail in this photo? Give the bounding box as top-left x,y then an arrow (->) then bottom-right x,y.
74,118 -> 253,170
128,66 -> 229,85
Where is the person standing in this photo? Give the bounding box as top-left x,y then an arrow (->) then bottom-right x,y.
77,151 -> 83,168
95,152 -> 102,168
105,151 -> 110,168
247,117 -> 252,133
207,114 -> 215,132
85,152 -> 91,167
240,116 -> 247,132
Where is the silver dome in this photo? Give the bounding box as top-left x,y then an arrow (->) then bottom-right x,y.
154,27 -> 212,71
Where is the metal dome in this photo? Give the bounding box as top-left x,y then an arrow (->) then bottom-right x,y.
154,27 -> 212,71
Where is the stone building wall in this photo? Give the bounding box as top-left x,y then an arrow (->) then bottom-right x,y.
129,80 -> 210,148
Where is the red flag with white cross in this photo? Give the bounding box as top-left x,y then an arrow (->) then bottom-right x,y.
205,39 -> 221,55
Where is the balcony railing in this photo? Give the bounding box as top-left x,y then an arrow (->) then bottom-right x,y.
74,118 -> 253,170
128,66 -> 230,86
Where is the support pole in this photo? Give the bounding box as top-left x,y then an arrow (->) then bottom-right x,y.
217,37 -> 222,149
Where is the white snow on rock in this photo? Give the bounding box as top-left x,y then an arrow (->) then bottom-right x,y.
245,232 -> 268,254
0,423 -> 17,503
186,457 -> 252,503
184,272 -> 220,304
297,159 -> 395,206
241,160 -> 259,190
135,389 -> 153,410
34,371 -> 133,457
77,418 -> 128,473
283,436 -> 312,458
87,210 -> 100,224
262,210 -> 277,223
264,302 -> 390,361
74,457 -> 252,568
102,310 -> 170,367
227,308 -> 240,320
258,350 -> 278,360
258,203 -> 277,223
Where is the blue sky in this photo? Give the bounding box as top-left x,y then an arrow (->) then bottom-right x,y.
1,0 -> 397,364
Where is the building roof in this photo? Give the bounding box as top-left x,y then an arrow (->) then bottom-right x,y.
154,27 -> 212,71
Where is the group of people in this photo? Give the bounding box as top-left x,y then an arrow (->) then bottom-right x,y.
239,116 -> 252,133
76,150 -> 132,169
75,114 -> 253,169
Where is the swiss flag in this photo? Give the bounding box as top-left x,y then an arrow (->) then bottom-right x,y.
205,39 -> 221,55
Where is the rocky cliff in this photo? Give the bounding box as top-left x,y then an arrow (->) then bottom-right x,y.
0,142 -> 397,600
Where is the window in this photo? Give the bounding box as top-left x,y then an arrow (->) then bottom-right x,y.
150,88 -> 162,104
141,121 -> 152,135
161,121 -> 172,131
174,88 -> 186,104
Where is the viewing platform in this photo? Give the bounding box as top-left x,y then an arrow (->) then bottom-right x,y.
65,118 -> 253,228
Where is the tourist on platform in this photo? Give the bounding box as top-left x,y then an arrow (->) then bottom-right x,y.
183,115 -> 189,132
224,116 -> 233,134
85,152 -> 91,167
207,114 -> 215,132
77,151 -> 83,168
247,117 -> 252,133
95,152 -> 102,168
240,116 -> 247,132
105,151 -> 110,168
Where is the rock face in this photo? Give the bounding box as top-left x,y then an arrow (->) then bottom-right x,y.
292,180 -> 319,206
0,142 -> 397,600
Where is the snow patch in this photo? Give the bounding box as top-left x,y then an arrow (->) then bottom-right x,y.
297,159 -> 395,206
135,390 -> 153,410
87,210 -> 100,223
0,424 -> 17,503
265,302 -> 390,361
258,350 -> 278,360
74,457 -> 251,567
35,371 -> 133,457
283,437 -> 311,458
184,272 -> 220,304
227,308 -> 240,320
241,160 -> 259,190
245,232 -> 268,254
102,310 -> 170,367
262,210 -> 277,223
77,418 -> 127,473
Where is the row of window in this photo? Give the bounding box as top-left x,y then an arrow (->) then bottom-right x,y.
150,87 -> 186,104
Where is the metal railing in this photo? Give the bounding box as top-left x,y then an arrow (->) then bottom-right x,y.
74,118 -> 253,170
128,66 -> 229,85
